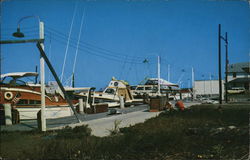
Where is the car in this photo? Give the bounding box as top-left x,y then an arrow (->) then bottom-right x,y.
202,98 -> 219,104
228,87 -> 245,94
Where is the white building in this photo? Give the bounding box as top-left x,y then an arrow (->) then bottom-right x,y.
227,62 -> 250,91
194,80 -> 224,99
193,62 -> 249,100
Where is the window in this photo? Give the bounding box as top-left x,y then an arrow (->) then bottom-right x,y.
145,87 -> 152,90
29,100 -> 41,105
17,99 -> 28,105
137,87 -> 144,90
130,86 -> 137,90
105,88 -> 115,94
233,72 -> 237,78
114,82 -> 119,86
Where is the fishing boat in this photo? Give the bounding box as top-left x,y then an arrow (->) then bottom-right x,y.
78,77 -> 135,107
130,78 -> 180,100
0,72 -> 79,119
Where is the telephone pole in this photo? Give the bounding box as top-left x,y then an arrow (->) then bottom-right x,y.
225,32 -> 228,103
218,24 -> 222,104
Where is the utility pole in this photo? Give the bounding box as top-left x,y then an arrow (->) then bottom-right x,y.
225,32 -> 228,103
218,24 -> 222,104
192,67 -> 195,100
39,21 -> 46,131
202,75 -> 205,96
209,73 -> 212,97
157,56 -> 161,95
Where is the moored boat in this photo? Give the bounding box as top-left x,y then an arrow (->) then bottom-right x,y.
0,72 -> 76,119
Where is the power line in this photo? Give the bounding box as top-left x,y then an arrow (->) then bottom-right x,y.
45,31 -> 143,64
48,35 -> 143,64
46,26 -> 145,61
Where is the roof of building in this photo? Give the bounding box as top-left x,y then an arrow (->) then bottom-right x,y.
228,62 -> 250,73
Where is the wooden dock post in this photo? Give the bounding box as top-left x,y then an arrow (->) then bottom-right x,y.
119,96 -> 125,109
79,98 -> 84,113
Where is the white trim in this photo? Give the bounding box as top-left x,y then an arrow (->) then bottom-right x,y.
1,72 -> 38,79
1,87 -> 52,101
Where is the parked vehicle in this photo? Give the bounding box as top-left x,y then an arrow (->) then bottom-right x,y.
228,87 -> 246,94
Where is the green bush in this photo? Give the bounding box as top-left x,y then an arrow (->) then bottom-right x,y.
1,104 -> 249,159
56,125 -> 92,138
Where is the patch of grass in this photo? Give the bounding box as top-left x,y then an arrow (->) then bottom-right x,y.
108,119 -> 122,136
56,125 -> 92,138
1,104 -> 249,159
0,130 -> 43,159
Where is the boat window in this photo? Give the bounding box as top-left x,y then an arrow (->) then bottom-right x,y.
17,99 -> 28,105
15,79 -> 26,86
29,100 -> 41,105
130,86 -> 137,90
233,72 -> 237,78
137,87 -> 144,90
105,88 -> 115,94
1,77 -> 12,84
1,77 -> 26,86
36,100 -> 41,104
145,87 -> 152,90
145,80 -> 158,85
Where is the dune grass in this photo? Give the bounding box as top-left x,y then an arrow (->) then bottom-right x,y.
0,104 -> 249,159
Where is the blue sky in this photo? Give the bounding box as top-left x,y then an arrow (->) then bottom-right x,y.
1,0 -> 250,89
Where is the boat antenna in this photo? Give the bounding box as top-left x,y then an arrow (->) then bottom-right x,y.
72,73 -> 75,88
143,58 -> 150,78
168,64 -> 170,82
71,7 -> 86,87
177,69 -> 185,84
35,65 -> 38,84
60,0 -> 78,83
157,56 -> 161,94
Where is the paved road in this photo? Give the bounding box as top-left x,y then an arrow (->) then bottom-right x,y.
1,101 -> 200,137
72,101 -> 199,137
0,104 -> 149,132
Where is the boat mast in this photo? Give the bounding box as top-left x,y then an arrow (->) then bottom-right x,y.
157,56 -> 160,94
72,8 -> 85,87
191,67 -> 194,88
168,64 -> 170,82
60,1 -> 78,82
35,65 -> 38,84
192,67 -> 195,99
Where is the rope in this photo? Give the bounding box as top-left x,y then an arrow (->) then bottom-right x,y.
71,7 -> 86,87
